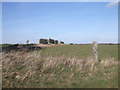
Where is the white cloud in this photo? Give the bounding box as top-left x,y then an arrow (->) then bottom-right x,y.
105,2 -> 118,7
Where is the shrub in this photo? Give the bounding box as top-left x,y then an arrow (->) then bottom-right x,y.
54,40 -> 58,44
70,43 -> 73,45
39,39 -> 48,44
60,41 -> 64,44
49,38 -> 54,44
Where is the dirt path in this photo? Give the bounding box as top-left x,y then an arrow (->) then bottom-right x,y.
35,44 -> 64,48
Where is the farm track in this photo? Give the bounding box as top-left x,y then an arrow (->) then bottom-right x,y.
35,44 -> 65,48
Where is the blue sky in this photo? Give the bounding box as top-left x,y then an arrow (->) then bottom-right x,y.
2,2 -> 118,44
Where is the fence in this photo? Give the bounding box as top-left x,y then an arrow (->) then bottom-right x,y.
92,41 -> 99,62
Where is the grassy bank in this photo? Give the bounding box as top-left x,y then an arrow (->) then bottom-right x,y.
2,44 -> 118,88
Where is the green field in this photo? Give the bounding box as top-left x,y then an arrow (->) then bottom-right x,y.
2,44 -> 118,88
0,44 -> 12,47
40,44 -> 118,59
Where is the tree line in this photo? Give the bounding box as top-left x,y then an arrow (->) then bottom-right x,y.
39,38 -> 64,44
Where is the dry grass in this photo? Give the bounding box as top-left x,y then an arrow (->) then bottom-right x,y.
35,44 -> 64,48
1,50 -> 118,88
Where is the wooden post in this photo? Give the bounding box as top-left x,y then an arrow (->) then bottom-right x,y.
92,41 -> 98,61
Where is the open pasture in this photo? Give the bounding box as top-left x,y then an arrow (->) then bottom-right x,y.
40,44 -> 118,60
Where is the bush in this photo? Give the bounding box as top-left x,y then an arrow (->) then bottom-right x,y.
70,43 -> 73,45
49,38 -> 54,44
54,40 -> 58,44
39,39 -> 48,44
60,41 -> 64,44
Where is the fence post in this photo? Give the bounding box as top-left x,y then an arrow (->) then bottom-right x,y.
92,41 -> 98,61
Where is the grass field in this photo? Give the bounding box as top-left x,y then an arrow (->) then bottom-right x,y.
1,44 -> 118,88
0,44 -> 12,47
40,44 -> 118,59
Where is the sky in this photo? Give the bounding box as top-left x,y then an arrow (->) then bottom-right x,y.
2,0 -> 119,2
2,2 -> 118,44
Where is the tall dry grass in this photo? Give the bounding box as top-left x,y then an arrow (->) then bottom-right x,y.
1,50 -> 118,88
